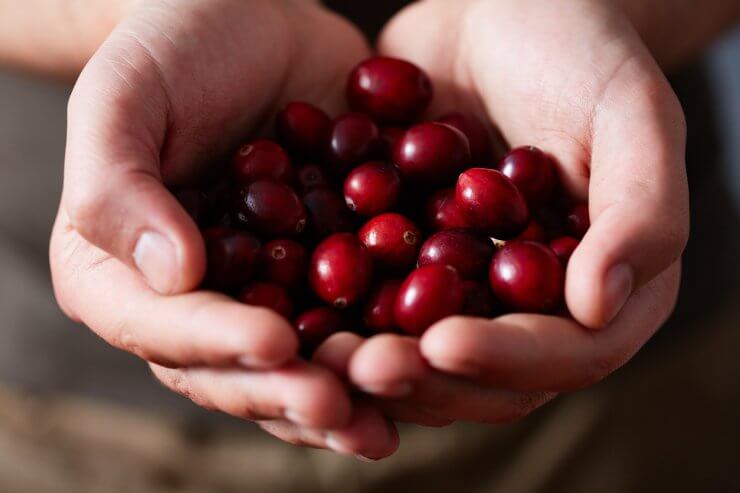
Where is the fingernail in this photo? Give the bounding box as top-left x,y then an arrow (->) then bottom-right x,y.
358,382 -> 413,398
284,409 -> 313,427
325,433 -> 353,455
355,455 -> 380,462
603,263 -> 634,326
133,231 -> 179,294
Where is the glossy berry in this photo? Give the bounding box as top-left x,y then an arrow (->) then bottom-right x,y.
394,265 -> 465,336
237,180 -> 307,236
499,146 -> 556,207
438,112 -> 492,164
295,163 -> 331,192
257,239 -> 308,290
424,188 -> 470,231
418,229 -> 494,280
237,282 -> 293,319
489,241 -> 564,313
326,113 -> 379,172
461,280 -> 497,318
302,187 -> 355,236
363,280 -> 402,333
344,161 -> 401,216
378,127 -> 405,160
275,101 -> 331,158
394,122 -> 471,185
347,56 -> 433,124
358,213 -> 421,272
176,188 -> 207,225
550,236 -> 579,264
565,203 -> 590,239
309,233 -> 373,308
203,227 -> 260,289
515,219 -> 547,242
232,139 -> 293,185
456,168 -> 529,239
294,307 -> 347,354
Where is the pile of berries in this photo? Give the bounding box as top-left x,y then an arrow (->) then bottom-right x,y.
175,56 -> 589,354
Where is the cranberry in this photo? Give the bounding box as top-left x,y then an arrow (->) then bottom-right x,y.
175,188 -> 207,225
417,229 -> 494,280
499,146 -> 556,207
237,180 -> 307,236
424,188 -> 470,231
237,282 -> 294,319
295,163 -> 331,192
202,180 -> 237,228
394,265 -> 465,336
326,113 -> 379,172
346,56 -> 433,124
358,213 -> 421,272
302,187 -> 355,236
565,203 -> 590,239
378,127 -> 405,159
438,112 -> 492,164
203,227 -> 260,289
456,168 -> 529,239
393,122 -> 470,185
344,161 -> 401,216
550,236 -> 579,264
231,139 -> 293,185
515,219 -> 547,242
257,239 -> 308,290
275,101 -> 330,158
309,233 -> 373,308
363,280 -> 402,333
294,307 -> 347,354
461,280 -> 497,318
489,241 -> 564,313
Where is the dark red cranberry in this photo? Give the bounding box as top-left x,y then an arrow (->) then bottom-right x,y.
203,227 -> 260,289
565,203 -> 590,239
514,219 -> 547,242
438,112 -> 492,164
237,180 -> 307,236
309,233 -> 373,308
358,213 -> 421,272
417,229 -> 494,280
294,307 -> 347,354
231,139 -> 293,185
326,113 -> 379,172
175,188 -> 207,225
489,241 -> 564,313
363,280 -> 402,333
378,127 -> 405,159
295,163 -> 331,192
550,236 -> 579,264
499,146 -> 556,207
302,187 -> 355,236
257,239 -> 308,290
346,56 -> 433,124
456,168 -> 529,239
424,188 -> 470,231
275,102 -> 330,158
237,282 -> 293,319
461,280 -> 497,318
202,180 -> 237,228
344,161 -> 401,216
393,122 -> 471,185
394,265 -> 465,336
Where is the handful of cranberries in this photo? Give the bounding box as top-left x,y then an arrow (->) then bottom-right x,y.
176,56 -> 589,353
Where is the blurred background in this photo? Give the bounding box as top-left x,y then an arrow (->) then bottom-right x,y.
0,3 -> 738,492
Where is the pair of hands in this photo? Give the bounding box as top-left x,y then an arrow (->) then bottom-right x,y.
51,0 -> 689,460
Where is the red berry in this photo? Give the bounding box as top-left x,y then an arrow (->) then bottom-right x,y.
232,139 -> 293,185
347,56 -> 433,124
515,219 -> 547,242
309,233 -> 373,308
175,188 -> 207,225
456,168 -> 529,239
257,239 -> 308,290
237,180 -> 307,236
394,122 -> 470,185
550,236 -> 579,264
302,187 -> 355,236
394,265 -> 465,336
565,203 -> 590,239
489,241 -> 564,313
344,161 -> 401,216
326,113 -> 379,172
378,127 -> 405,159
438,112 -> 492,164
203,227 -> 260,289
461,280 -> 497,318
358,213 -> 421,272
294,307 -> 347,353
418,229 -> 494,280
275,101 -> 330,158
237,282 -> 293,319
295,163 -> 331,192
424,188 -> 470,231
499,146 -> 556,207
363,280 -> 402,333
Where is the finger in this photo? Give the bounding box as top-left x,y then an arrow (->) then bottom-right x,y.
348,335 -> 426,398
373,400 -> 453,428
420,262 -> 681,391
151,360 -> 351,429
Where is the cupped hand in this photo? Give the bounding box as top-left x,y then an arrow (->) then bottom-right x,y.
50,0 -> 397,459
347,0 -> 689,423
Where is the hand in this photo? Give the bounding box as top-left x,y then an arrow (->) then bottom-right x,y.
51,0 -> 398,459
346,0 -> 689,423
